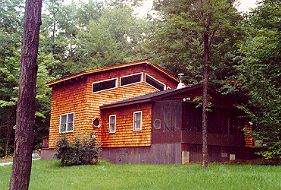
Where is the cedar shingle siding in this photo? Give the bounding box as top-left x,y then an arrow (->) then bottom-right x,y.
48,61 -> 178,148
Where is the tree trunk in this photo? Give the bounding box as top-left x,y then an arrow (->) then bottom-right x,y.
201,0 -> 211,168
202,31 -> 209,167
9,1 -> 42,190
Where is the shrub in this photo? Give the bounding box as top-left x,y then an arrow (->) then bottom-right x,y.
55,136 -> 100,166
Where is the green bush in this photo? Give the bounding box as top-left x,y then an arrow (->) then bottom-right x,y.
55,136 -> 100,166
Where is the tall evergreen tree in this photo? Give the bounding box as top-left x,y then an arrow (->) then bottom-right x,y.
237,0 -> 281,160
146,0 -> 243,84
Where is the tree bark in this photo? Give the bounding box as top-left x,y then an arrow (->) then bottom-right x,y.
201,0 -> 211,168
202,32 -> 209,167
9,1 -> 42,190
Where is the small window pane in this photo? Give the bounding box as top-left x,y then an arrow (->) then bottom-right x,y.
60,124 -> 66,132
61,115 -> 67,124
93,79 -> 116,92
67,114 -> 74,131
133,112 -> 142,131
145,75 -> 165,91
60,115 -> 67,132
109,115 -> 116,133
121,74 -> 142,86
68,113 -> 74,122
67,122 -> 73,131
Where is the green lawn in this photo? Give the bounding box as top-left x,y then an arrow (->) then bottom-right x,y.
0,160 -> 280,190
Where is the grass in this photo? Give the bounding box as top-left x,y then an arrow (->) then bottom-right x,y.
0,160 -> 280,190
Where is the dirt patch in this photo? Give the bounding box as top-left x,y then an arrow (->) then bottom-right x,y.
0,156 -> 13,163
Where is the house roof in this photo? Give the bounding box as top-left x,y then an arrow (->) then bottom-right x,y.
47,59 -> 178,87
100,84 -> 233,110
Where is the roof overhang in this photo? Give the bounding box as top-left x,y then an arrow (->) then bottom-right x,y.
100,84 -> 235,110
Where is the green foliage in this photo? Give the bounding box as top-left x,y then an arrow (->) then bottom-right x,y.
193,96 -> 213,112
145,0 -> 243,85
0,0 -> 23,157
76,4 -> 147,70
0,0 -> 54,156
40,1 -> 148,77
55,136 -> 100,166
237,0 -> 281,160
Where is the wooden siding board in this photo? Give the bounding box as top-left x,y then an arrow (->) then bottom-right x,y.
101,143 -> 182,164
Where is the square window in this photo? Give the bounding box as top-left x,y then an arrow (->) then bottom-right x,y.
60,113 -> 74,133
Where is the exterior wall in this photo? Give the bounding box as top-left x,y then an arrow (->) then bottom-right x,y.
48,79 -> 87,148
101,103 -> 152,147
101,143 -> 182,164
81,64 -> 177,144
48,64 -> 177,148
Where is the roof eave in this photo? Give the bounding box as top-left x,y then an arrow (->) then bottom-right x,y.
46,59 -> 178,88
100,99 -> 151,110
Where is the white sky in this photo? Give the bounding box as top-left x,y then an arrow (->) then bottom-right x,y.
64,0 -> 261,18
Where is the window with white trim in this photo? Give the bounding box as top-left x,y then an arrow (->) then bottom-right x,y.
133,111 -> 142,131
60,113 -> 74,133
109,115 -> 116,133
144,74 -> 165,91
120,73 -> 142,86
93,78 -> 117,93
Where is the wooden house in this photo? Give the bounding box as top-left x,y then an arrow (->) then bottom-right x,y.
41,60 -> 253,163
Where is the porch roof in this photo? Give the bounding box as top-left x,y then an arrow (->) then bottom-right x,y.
100,84 -> 234,110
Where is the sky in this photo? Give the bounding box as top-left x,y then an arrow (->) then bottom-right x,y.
64,0 -> 261,18
135,0 -> 261,17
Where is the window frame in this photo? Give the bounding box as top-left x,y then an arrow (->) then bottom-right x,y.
133,111 -> 142,131
120,73 -> 143,87
59,112 -> 74,133
144,73 -> 166,91
108,115 -> 116,134
92,78 -> 118,93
